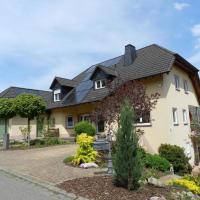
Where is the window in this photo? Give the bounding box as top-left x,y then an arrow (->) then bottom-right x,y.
54,89 -> 61,102
172,108 -> 178,125
182,109 -> 188,125
66,115 -> 74,128
79,114 -> 90,122
97,120 -> 105,132
174,75 -> 180,90
95,80 -> 106,89
135,112 -> 150,125
183,80 -> 189,94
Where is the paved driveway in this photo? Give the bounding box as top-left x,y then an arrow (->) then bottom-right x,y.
0,145 -> 101,184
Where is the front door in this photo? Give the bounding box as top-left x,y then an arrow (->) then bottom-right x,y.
0,119 -> 5,139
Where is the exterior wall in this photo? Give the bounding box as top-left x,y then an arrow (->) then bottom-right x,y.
9,116 -> 37,140
51,103 -> 96,138
140,65 -> 199,164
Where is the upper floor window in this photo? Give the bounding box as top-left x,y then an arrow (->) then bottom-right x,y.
54,89 -> 61,102
174,75 -> 180,91
183,80 -> 189,94
95,80 -> 106,90
172,107 -> 178,125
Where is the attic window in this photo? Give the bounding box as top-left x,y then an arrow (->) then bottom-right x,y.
95,80 -> 106,90
54,89 -> 61,102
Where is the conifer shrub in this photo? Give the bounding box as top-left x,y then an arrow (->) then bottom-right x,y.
113,100 -> 142,190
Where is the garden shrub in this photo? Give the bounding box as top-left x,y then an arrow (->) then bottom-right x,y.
137,147 -> 147,162
145,153 -> 170,172
169,178 -> 200,195
74,121 -> 96,136
183,175 -> 200,187
30,138 -> 69,146
158,144 -> 192,175
72,133 -> 98,165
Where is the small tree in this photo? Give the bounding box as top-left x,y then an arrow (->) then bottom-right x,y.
91,78 -> 159,136
0,98 -> 16,134
14,94 -> 46,145
113,100 -> 142,190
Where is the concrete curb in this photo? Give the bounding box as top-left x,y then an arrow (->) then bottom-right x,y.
0,167 -> 88,200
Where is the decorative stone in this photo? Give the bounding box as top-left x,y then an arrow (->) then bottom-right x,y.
150,196 -> 166,200
80,163 -> 98,169
147,177 -> 165,187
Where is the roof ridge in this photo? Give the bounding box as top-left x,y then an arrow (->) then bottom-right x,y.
93,55 -> 123,67
55,76 -> 75,81
152,44 -> 176,55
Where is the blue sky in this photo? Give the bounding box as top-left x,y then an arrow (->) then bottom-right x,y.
0,0 -> 200,91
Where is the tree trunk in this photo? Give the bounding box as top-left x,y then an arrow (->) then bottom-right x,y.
5,118 -> 7,133
28,118 -> 31,146
3,118 -> 9,150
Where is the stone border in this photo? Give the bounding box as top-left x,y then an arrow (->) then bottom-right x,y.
0,167 -> 88,200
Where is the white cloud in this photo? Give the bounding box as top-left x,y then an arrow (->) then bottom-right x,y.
191,24 -> 200,37
0,0 -> 168,90
189,24 -> 200,68
174,2 -> 190,11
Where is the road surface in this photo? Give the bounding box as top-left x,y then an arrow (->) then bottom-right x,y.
0,171 -> 73,200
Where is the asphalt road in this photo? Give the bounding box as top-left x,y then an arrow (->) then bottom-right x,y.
0,171 -> 72,200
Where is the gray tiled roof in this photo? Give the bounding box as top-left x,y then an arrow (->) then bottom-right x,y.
0,44 -> 199,109
0,87 -> 52,106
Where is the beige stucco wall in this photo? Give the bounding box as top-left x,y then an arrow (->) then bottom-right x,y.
9,116 -> 37,140
51,103 -> 96,138
140,65 -> 199,164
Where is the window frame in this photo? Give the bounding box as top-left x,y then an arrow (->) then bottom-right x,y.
95,79 -> 106,90
183,79 -> 189,94
135,112 -> 151,127
174,75 -> 180,91
54,89 -> 61,102
79,114 -> 90,122
66,115 -> 74,129
97,120 -> 105,132
182,109 -> 188,125
172,107 -> 179,125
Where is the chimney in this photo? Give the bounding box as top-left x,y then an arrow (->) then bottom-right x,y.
124,44 -> 136,66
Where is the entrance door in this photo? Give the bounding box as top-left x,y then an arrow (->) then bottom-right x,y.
0,119 -> 5,139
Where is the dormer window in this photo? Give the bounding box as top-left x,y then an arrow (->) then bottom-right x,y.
95,80 -> 106,90
54,89 -> 61,102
